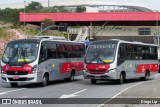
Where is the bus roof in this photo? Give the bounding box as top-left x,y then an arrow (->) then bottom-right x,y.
8,39 -> 41,44
91,39 -> 157,46
40,39 -> 84,44
7,38 -> 85,44
32,36 -> 67,40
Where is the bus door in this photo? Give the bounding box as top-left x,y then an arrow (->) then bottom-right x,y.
37,45 -> 51,79
126,44 -> 137,78
118,43 -> 132,79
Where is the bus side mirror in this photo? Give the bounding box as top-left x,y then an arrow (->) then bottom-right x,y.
118,54 -> 120,58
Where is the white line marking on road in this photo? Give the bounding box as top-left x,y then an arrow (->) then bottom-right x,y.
97,104 -> 104,107
96,78 -> 160,107
71,89 -> 87,95
111,82 -> 144,98
60,89 -> 87,98
111,78 -> 160,99
0,88 -> 26,95
96,82 -> 144,107
20,96 -> 28,98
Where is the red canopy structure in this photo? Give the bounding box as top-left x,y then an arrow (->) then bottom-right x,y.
19,12 -> 160,26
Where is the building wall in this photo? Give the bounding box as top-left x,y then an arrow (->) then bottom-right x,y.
69,26 -> 160,36
93,36 -> 155,44
69,26 -> 160,43
94,26 -> 160,36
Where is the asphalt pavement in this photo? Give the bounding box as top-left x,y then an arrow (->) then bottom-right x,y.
0,74 -> 159,107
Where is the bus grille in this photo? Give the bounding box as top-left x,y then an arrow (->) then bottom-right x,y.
6,71 -> 29,75
89,70 -> 106,74
8,78 -> 27,81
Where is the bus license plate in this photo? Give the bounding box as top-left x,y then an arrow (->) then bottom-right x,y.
94,76 -> 100,79
13,76 -> 19,79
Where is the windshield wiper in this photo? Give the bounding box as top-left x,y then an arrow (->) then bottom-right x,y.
89,53 -> 100,62
87,54 -> 106,64
97,57 -> 107,63
21,49 -> 27,64
8,49 -> 18,65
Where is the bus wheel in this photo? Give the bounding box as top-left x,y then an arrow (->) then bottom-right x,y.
70,71 -> 75,81
141,71 -> 150,81
65,70 -> 75,82
119,73 -> 124,84
69,71 -> 75,82
91,79 -> 97,84
10,83 -> 18,87
41,74 -> 48,87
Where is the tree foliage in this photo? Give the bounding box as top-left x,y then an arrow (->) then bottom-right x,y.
0,8 -> 22,24
26,1 -> 43,12
42,8 -> 57,13
42,6 -> 69,13
41,19 -> 54,24
0,2 -> 69,24
56,6 -> 69,13
75,6 -> 86,12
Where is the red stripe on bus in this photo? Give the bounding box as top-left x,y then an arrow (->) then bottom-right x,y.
86,64 -> 110,74
136,64 -> 158,73
60,62 -> 84,73
3,64 -> 33,74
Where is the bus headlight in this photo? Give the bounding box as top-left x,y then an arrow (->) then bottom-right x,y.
108,68 -> 117,73
83,70 -> 87,72
1,70 -> 6,74
83,69 -> 89,73
32,65 -> 37,74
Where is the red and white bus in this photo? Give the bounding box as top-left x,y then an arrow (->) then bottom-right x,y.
84,39 -> 159,84
1,36 -> 85,87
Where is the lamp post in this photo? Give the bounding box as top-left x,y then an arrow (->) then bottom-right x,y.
24,1 -> 26,27
48,0 -> 50,8
24,1 -> 26,38
156,11 -> 159,47
40,23 -> 45,32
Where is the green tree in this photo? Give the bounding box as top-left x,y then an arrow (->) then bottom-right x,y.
41,7 -> 57,13
41,6 -> 69,13
57,6 -> 69,13
41,19 -> 55,25
41,19 -> 56,31
26,1 -> 43,12
75,6 -> 86,12
0,8 -> 22,24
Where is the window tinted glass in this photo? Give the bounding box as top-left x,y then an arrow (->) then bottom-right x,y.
43,41 -> 85,59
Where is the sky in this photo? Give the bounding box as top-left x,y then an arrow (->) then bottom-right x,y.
0,0 -> 160,11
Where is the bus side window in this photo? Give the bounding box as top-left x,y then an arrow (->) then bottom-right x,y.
142,46 -> 150,60
39,46 -> 48,63
118,44 -> 126,66
150,46 -> 157,60
126,44 -> 133,60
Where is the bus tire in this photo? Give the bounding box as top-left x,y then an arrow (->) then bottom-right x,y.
119,72 -> 125,84
70,70 -> 75,81
71,74 -> 75,81
10,83 -> 18,87
65,70 -> 75,82
141,70 -> 150,81
91,79 -> 97,84
41,74 -> 49,87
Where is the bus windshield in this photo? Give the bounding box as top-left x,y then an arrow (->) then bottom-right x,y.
2,43 -> 39,66
85,41 -> 117,64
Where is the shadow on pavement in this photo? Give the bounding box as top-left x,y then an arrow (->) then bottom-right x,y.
1,79 -> 81,88
85,78 -> 154,86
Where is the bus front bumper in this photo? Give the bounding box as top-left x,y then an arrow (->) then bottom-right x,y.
1,73 -> 40,83
83,69 -> 118,80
